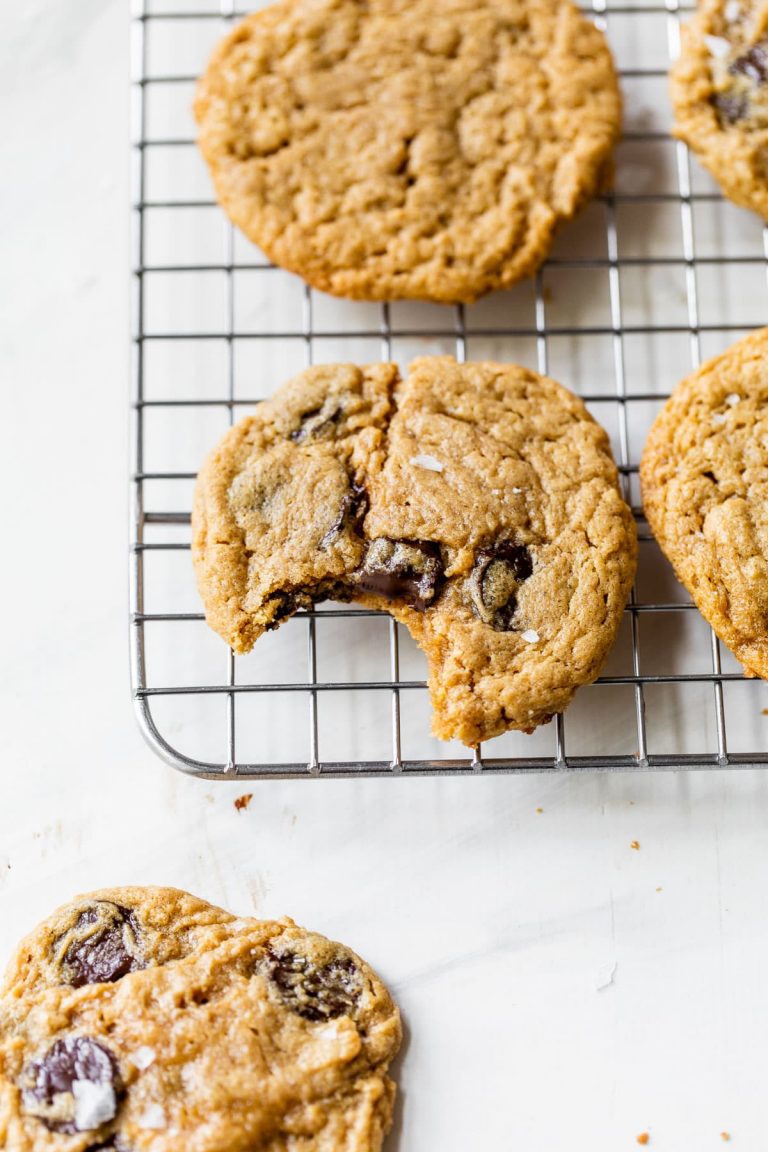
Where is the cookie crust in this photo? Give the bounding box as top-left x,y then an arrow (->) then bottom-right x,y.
671,0 -> 768,218
0,887 -> 401,1152
194,0 -> 621,303
640,327 -> 768,679
192,357 -> 637,745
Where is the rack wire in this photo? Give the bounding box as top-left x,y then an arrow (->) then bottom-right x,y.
130,0 -> 768,777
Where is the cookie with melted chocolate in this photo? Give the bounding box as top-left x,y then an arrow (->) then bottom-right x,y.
672,0 -> 768,217
192,357 -> 636,744
0,887 -> 400,1152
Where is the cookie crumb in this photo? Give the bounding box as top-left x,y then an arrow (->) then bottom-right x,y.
720,1134 -> 731,1142
655,886 -> 662,893
234,793 -> 253,812
536,807 -> 544,813
637,1134 -> 650,1146
631,840 -> 640,850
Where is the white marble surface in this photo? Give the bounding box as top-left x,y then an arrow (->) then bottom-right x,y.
3,1 -> 768,1148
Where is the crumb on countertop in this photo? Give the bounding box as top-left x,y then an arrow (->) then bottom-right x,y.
536,807 -> 544,814
234,793 -> 253,812
637,1134 -> 650,1146
631,840 -> 640,850
721,1134 -> 731,1142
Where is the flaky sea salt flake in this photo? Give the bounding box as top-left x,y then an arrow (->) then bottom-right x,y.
704,33 -> 731,57
521,629 -> 540,644
129,1046 -> 156,1071
73,1080 -> 117,1131
712,412 -> 727,426
410,454 -> 444,473
724,0 -> 741,20
137,1103 -> 167,1130
725,392 -> 741,406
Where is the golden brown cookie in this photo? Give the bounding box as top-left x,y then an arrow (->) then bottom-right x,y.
671,0 -> 768,217
0,887 -> 401,1152
640,327 -> 768,679
194,0 -> 622,303
192,357 -> 637,745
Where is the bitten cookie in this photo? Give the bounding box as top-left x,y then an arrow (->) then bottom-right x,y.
640,327 -> 768,678
192,357 -> 637,745
671,0 -> 768,217
194,0 -> 621,303
0,887 -> 401,1152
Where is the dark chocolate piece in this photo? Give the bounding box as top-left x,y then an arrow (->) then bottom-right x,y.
264,949 -> 362,1022
355,538 -> 443,610
290,401 -> 342,443
730,40 -> 768,83
714,91 -> 747,124
469,542 -> 533,631
61,903 -> 144,988
319,484 -> 368,548
22,1036 -> 121,1134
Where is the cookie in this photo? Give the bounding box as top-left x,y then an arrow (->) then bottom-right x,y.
192,356 -> 637,745
194,0 -> 622,303
0,887 -> 401,1152
640,327 -> 768,679
671,0 -> 768,217
0,889 -> 405,1152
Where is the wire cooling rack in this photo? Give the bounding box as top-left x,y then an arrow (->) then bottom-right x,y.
130,0 -> 768,777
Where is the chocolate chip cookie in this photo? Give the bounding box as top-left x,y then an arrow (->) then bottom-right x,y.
640,327 -> 768,679
194,0 -> 621,303
671,0 -> 768,217
192,357 -> 637,745
0,887 -> 401,1152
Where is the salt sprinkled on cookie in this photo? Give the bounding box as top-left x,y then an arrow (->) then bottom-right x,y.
521,629 -> 540,644
724,0 -> 741,20
137,1103 -> 167,1130
725,392 -> 741,405
72,1079 -> 117,1130
410,454 -> 444,473
704,33 -> 731,57
129,1046 -> 156,1070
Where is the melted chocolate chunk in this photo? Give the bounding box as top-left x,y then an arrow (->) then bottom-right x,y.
730,40 -> 768,82
290,401 -> 342,444
22,1036 -> 121,1134
469,542 -> 533,631
320,484 -> 368,548
355,538 -> 443,610
265,590 -> 305,627
264,949 -> 362,1022
61,903 -> 143,988
714,91 -> 747,124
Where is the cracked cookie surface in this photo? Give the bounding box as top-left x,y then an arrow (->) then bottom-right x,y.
640,327 -> 768,679
194,0 -> 621,303
192,357 -> 637,744
671,0 -> 768,216
0,887 -> 401,1152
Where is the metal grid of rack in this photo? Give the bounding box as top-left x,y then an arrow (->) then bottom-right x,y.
130,0 -> 768,777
